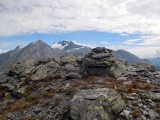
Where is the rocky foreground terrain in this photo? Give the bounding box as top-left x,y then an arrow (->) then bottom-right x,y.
0,47 -> 160,120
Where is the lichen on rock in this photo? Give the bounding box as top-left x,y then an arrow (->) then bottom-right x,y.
70,88 -> 126,120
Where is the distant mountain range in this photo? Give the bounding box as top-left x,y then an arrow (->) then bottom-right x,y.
113,50 -> 151,64
148,57 -> 160,69
0,40 -> 156,72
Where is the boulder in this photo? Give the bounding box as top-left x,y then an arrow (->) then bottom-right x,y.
1,83 -> 15,91
30,65 -> 57,81
147,92 -> 160,102
65,73 -> 81,80
120,110 -> 131,120
61,55 -> 77,64
65,64 -> 77,72
70,88 -> 126,120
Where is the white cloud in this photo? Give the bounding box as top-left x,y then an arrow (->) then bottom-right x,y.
106,44 -> 160,59
0,0 -> 160,36
119,33 -> 129,36
0,50 -> 8,54
123,39 -> 142,45
72,40 -> 96,48
0,40 -> 30,48
123,35 -> 160,46
128,46 -> 160,58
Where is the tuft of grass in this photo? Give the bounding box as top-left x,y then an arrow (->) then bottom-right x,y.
79,83 -> 91,89
154,103 -> 160,113
0,115 -> 7,120
22,115 -> 34,120
57,86 -> 74,95
39,115 -> 46,120
142,85 -> 153,90
41,100 -> 51,107
54,96 -> 64,107
86,76 -> 99,82
72,81 -> 82,88
132,110 -> 141,118
9,100 -> 30,112
54,73 -> 62,79
26,95 -> 39,102
42,91 -> 54,98
4,92 -> 11,100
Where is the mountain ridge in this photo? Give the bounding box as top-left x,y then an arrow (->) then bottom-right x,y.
113,49 -> 151,64
0,40 -> 152,72
148,57 -> 160,68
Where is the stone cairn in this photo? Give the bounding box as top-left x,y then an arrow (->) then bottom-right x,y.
82,47 -> 127,77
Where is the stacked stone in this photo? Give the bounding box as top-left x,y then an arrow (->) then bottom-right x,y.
82,47 -> 127,77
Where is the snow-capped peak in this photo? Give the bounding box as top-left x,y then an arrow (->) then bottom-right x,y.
51,41 -> 69,50
51,40 -> 91,51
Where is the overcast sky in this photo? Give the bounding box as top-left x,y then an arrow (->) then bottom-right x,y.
0,0 -> 160,58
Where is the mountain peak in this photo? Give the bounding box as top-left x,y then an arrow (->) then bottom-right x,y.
15,46 -> 21,50
34,40 -> 45,44
52,40 -> 84,50
52,41 -> 70,50
27,40 -> 50,48
58,40 -> 69,45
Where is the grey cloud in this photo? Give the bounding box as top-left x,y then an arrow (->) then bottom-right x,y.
127,0 -> 160,17
0,0 -> 160,36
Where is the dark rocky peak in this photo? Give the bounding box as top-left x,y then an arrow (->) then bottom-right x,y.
15,46 -> 21,50
58,40 -> 69,46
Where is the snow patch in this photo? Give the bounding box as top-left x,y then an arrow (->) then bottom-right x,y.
52,42 -> 69,50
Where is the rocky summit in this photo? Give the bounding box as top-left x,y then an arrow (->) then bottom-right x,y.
0,47 -> 160,120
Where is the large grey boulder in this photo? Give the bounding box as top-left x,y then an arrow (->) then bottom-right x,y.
61,54 -> 77,64
70,88 -> 126,120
